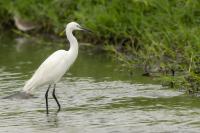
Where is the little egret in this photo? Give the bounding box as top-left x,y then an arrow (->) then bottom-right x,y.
21,22 -> 90,114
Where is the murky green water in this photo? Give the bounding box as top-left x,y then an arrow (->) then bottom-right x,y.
0,35 -> 200,133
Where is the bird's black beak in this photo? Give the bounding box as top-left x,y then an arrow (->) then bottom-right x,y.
80,27 -> 92,33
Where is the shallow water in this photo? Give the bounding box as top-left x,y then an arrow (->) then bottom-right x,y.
0,35 -> 200,133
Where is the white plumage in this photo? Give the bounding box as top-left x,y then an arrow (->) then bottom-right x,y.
19,22 -> 90,114
23,50 -> 73,93
22,22 -> 80,94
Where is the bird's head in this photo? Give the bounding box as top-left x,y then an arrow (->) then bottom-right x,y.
66,22 -> 91,32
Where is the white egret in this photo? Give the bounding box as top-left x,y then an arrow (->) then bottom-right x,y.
21,22 -> 91,114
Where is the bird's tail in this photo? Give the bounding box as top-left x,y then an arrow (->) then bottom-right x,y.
2,78 -> 36,99
22,78 -> 36,94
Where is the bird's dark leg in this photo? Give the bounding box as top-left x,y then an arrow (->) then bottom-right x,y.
45,85 -> 51,114
52,84 -> 61,112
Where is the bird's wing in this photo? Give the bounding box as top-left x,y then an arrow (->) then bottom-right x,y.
34,50 -> 68,81
23,50 -> 68,92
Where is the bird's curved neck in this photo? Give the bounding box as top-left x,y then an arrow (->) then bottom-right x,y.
66,29 -> 79,54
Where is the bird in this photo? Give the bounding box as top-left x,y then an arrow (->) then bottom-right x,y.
13,14 -> 39,32
20,22 -> 91,114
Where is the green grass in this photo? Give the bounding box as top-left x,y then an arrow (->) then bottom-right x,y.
0,0 -> 199,93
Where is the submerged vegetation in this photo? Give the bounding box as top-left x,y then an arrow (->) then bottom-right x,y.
0,0 -> 199,94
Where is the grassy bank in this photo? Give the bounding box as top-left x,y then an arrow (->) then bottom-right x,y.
0,0 -> 199,93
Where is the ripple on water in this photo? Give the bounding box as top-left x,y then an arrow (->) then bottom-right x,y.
1,74 -> 200,133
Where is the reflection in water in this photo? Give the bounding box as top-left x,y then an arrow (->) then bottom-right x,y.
15,37 -> 36,53
46,113 -> 59,128
0,36 -> 200,133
